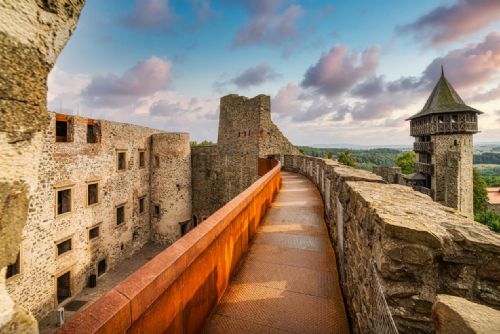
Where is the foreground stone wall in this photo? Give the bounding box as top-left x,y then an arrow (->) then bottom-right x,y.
0,1 -> 86,332
282,154 -> 500,334
6,113 -> 192,321
191,94 -> 300,221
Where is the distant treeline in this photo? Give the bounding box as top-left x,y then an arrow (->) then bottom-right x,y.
297,146 -> 402,170
474,153 -> 500,164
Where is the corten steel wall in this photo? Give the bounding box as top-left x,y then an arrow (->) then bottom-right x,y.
56,162 -> 281,334
280,155 -> 500,334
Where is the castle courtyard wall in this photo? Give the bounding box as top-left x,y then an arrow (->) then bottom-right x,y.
6,112 -> 192,320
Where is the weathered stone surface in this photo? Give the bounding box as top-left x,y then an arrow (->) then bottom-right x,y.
192,94 -> 300,220
0,0 -> 86,331
432,295 -> 500,334
6,113 -> 192,321
281,154 -> 500,333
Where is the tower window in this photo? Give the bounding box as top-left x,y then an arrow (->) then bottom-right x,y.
438,116 -> 444,123
98,259 -> 107,276
139,196 -> 146,214
56,188 -> 72,216
139,150 -> 146,168
55,114 -> 73,142
117,151 -> 127,171
154,155 -> 160,168
87,120 -> 100,143
6,252 -> 20,279
57,238 -> 72,256
454,139 -> 458,146
89,225 -> 100,240
87,183 -> 98,206
451,115 -> 458,123
57,271 -> 71,304
116,205 -> 125,225
154,205 -> 160,218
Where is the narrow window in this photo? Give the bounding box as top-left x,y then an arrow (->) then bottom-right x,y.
193,215 -> 198,227
57,239 -> 72,256
6,252 -> 20,279
181,223 -> 188,236
55,114 -> 72,142
57,271 -> 71,304
97,259 -> 107,276
87,119 -> 100,143
57,188 -> 71,215
451,115 -> 458,123
116,205 -> 125,225
139,196 -> 145,214
438,115 -> 444,123
89,226 -> 99,240
154,205 -> 160,218
139,150 -> 146,168
87,183 -> 98,206
454,139 -> 458,146
154,155 -> 160,168
117,151 -> 127,171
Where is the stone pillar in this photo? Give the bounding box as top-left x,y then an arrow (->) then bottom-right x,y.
150,133 -> 192,244
0,1 -> 85,332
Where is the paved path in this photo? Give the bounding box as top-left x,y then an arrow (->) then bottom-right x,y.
204,172 -> 350,334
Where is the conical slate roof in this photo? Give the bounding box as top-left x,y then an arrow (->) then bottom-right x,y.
407,67 -> 482,120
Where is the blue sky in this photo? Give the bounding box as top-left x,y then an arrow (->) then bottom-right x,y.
48,0 -> 500,145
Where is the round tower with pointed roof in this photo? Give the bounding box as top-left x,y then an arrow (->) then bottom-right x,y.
407,67 -> 482,219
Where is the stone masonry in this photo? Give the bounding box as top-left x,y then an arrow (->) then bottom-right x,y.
0,1 -> 86,332
5,112 -> 192,321
191,94 -> 300,221
281,154 -> 500,334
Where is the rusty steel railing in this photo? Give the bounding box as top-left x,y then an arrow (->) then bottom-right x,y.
57,163 -> 281,334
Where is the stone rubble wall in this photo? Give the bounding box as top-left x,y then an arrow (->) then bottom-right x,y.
281,154 -> 500,334
0,1 -> 86,332
191,94 -> 301,221
150,133 -> 192,244
6,113 -> 192,321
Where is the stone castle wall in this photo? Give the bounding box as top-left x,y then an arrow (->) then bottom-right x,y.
191,94 -> 300,220
281,154 -> 500,334
6,113 -> 192,320
432,134 -> 474,219
150,133 -> 192,244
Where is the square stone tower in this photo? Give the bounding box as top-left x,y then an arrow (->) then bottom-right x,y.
407,67 -> 482,219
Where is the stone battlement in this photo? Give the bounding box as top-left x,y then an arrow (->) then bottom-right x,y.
280,154 -> 500,333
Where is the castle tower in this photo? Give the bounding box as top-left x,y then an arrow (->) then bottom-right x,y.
407,67 -> 482,219
150,133 -> 192,244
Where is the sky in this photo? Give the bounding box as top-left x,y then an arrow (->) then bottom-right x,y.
48,0 -> 500,146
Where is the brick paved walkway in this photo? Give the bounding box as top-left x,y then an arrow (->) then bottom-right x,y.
204,172 -> 350,333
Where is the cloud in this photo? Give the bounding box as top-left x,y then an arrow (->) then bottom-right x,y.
421,32 -> 500,90
47,66 -> 90,104
397,0 -> 500,45
271,83 -> 301,114
189,0 -> 213,21
82,57 -> 172,108
351,76 -> 385,98
120,0 -> 177,31
231,64 -> 280,88
232,2 -> 304,48
301,45 -> 380,96
472,83 -> 500,102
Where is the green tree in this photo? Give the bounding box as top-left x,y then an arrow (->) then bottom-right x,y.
475,211 -> 500,233
323,151 -> 333,159
338,150 -> 356,167
395,151 -> 416,174
473,168 -> 489,215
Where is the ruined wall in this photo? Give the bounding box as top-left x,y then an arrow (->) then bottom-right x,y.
281,154 -> 500,334
150,133 -> 192,244
432,134 -> 474,219
191,94 -> 300,220
0,1 -> 86,332
373,166 -> 406,185
6,113 -> 191,320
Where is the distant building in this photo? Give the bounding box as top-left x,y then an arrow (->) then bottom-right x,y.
406,67 -> 482,219
487,188 -> 500,214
